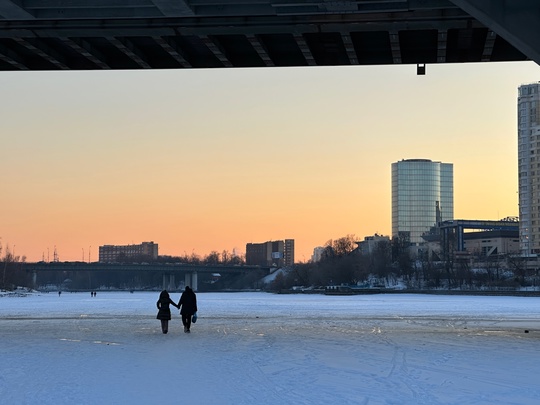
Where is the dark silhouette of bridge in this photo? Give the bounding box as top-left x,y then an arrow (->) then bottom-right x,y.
0,0 -> 537,70
23,262 -> 270,291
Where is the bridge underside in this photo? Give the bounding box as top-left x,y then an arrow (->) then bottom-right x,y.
0,0 -> 537,70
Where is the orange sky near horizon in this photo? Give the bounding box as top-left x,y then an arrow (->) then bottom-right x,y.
1,62 -> 540,263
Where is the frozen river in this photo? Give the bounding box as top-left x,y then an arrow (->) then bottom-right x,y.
1,291 -> 539,404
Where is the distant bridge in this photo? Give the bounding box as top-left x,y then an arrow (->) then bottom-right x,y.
0,0 -> 538,70
23,262 -> 270,291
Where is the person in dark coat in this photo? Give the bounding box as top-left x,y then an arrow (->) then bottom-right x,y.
177,286 -> 197,333
156,290 -> 178,334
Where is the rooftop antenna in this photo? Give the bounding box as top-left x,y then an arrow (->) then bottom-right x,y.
53,246 -> 59,262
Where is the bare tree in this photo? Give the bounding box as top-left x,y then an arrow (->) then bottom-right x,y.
322,235 -> 357,260
204,251 -> 220,265
1,243 -> 28,290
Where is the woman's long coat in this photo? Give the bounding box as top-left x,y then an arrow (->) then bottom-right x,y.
156,296 -> 176,320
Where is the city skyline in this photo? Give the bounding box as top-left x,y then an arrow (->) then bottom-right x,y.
1,61 -> 540,262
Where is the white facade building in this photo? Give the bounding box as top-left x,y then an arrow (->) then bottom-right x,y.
357,234 -> 391,256
311,246 -> 325,263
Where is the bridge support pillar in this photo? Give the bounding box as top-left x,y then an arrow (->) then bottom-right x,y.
184,272 -> 198,291
162,274 -> 177,291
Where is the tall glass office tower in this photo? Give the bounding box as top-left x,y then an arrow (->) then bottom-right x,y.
392,159 -> 454,248
518,82 -> 540,255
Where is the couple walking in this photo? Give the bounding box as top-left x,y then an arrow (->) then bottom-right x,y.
156,286 -> 197,334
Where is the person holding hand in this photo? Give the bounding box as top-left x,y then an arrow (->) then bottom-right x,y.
156,290 -> 178,334
177,286 -> 197,333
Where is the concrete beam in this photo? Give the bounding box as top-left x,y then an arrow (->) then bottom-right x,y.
60,37 -> 110,69
437,29 -> 447,63
23,0 -> 158,19
293,34 -> 316,66
13,37 -> 69,69
150,0 -> 195,16
200,35 -> 233,67
389,30 -> 402,64
152,36 -> 192,67
246,34 -> 274,67
340,33 -> 358,65
0,42 -> 28,69
107,36 -> 152,68
0,0 -> 35,19
449,0 -> 540,65
481,29 -> 496,62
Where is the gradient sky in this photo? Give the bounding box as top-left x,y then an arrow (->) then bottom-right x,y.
1,61 -> 540,263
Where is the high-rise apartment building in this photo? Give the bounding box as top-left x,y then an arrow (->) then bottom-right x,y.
392,159 -> 454,250
518,82 -> 540,255
246,239 -> 295,267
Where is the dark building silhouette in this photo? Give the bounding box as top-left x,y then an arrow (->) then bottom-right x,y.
246,239 -> 294,267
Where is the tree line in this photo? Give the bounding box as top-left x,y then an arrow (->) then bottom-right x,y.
0,243 -> 248,291
268,235 -> 540,292
0,243 -> 29,290
3,237 -> 539,292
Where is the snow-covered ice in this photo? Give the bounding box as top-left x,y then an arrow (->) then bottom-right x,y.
1,291 -> 539,405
